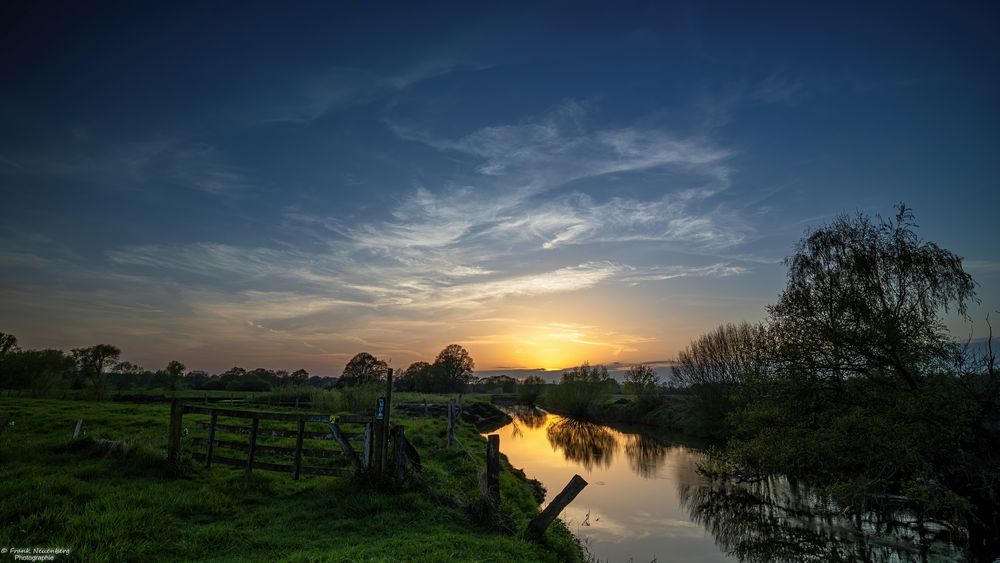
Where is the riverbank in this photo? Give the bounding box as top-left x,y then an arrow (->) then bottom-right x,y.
539,394 -> 687,436
0,398 -> 581,562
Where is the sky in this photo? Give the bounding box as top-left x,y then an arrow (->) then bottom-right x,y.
1,1 -> 998,377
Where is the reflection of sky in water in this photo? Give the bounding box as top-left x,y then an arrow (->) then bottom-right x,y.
488,411 -> 964,563
488,411 -> 730,563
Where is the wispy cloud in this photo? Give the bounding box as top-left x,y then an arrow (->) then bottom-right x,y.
752,70 -> 804,104
0,137 -> 253,197
261,57 -> 493,124
3,100 -> 755,371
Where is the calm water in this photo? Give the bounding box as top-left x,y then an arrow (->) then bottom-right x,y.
486,408 -> 963,563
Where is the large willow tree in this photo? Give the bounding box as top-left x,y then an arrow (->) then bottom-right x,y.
769,204 -> 976,390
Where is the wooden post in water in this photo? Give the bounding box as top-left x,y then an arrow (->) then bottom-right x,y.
246,416 -> 260,472
72,419 -> 83,439
528,474 -> 588,538
447,399 -> 457,447
167,399 -> 183,464
205,413 -> 218,468
484,434 -> 501,509
292,419 -> 305,480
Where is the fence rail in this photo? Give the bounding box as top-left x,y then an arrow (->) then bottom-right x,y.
168,400 -> 372,480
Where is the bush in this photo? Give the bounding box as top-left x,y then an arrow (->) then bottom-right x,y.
336,383 -> 381,414
517,375 -> 546,405
544,363 -> 613,419
225,376 -> 271,392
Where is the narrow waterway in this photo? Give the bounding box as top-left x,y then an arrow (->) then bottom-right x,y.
486,408 -> 963,563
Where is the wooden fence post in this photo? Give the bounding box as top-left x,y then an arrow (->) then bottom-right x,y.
372,398 -> 385,475
168,399 -> 183,464
484,434 -> 500,508
528,474 -> 589,538
447,399 -> 456,447
391,425 -> 407,482
205,413 -> 218,468
363,422 -> 373,469
292,419 -> 305,480
72,419 -> 83,439
380,369 -> 393,476
246,416 -> 260,472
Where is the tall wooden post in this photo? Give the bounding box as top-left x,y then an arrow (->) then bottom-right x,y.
484,434 -> 500,508
362,422 -> 373,469
246,416 -> 260,472
372,398 -> 385,475
292,419 -> 305,480
168,399 -> 183,464
380,369 -> 393,475
205,413 -> 218,468
447,399 -> 456,447
391,425 -> 407,482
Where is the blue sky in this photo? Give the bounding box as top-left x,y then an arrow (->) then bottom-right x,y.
1,1 -> 998,376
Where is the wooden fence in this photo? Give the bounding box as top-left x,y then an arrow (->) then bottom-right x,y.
168,402 -> 373,479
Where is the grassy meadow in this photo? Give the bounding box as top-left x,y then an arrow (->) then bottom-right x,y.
0,398 -> 581,562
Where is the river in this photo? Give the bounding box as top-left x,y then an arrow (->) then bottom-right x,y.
485,408 -> 964,562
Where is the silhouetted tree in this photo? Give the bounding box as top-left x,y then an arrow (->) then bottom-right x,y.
517,374 -> 546,404
110,361 -> 144,394
289,368 -> 309,386
339,352 -> 388,387
71,344 -> 121,399
397,361 -> 430,391
671,321 -> 775,437
0,348 -> 74,394
433,344 -> 475,392
770,204 -> 975,390
165,360 -> 186,391
623,363 -> 659,395
0,332 -> 18,357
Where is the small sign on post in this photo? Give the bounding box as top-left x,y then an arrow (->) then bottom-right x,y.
375,397 -> 386,420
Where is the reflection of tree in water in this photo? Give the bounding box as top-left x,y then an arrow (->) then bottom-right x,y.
509,405 -> 547,429
504,406 -> 547,439
679,476 -> 963,562
623,433 -> 668,479
547,419 -> 617,471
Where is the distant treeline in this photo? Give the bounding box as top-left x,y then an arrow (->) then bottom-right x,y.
0,337 -> 583,398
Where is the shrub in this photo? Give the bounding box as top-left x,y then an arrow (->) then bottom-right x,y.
544,363 -> 613,419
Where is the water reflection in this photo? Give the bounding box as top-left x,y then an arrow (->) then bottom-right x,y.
546,418 -> 617,471
491,409 -> 964,562
509,405 -> 547,429
678,476 -> 964,562
623,433 -> 669,479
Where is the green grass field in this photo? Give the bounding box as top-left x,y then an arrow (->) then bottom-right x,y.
0,398 -> 581,562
